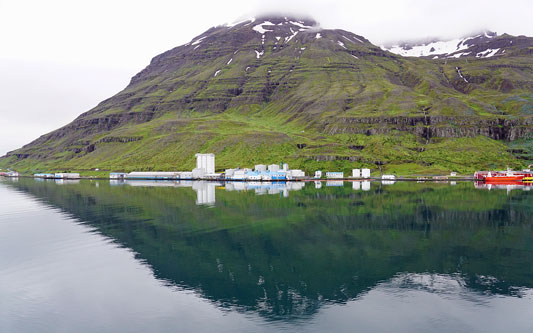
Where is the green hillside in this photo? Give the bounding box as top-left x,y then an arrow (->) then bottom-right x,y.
1,16 -> 532,175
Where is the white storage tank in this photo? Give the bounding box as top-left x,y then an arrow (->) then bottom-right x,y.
282,163 -> 289,171
352,169 -> 361,178
195,153 -> 215,174
255,164 -> 267,172
362,169 -> 371,178
268,164 -> 280,172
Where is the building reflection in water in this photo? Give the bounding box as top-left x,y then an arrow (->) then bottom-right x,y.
474,181 -> 532,195
106,180 -> 386,206
110,180 -> 308,206
352,181 -> 371,191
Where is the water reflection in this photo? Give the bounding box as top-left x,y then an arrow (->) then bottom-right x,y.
2,179 -> 533,325
474,181 -> 533,194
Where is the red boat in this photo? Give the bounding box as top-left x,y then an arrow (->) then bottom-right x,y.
475,167 -> 533,183
485,176 -> 523,183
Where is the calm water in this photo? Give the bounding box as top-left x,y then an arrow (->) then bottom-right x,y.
1,178 -> 533,332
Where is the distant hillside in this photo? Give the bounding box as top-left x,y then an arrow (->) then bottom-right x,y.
1,16 -> 532,175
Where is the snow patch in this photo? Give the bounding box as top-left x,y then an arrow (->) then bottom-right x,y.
227,58 -> 233,65
315,33 -> 322,39
191,36 -> 206,46
253,21 -> 274,34
275,36 -> 281,41
342,35 -> 353,42
385,37 -> 471,57
234,50 -> 239,54
351,54 -> 359,59
337,41 -> 347,49
300,47 -> 306,50
289,21 -> 312,30
456,67 -> 468,83
246,66 -> 250,72
214,70 -> 221,77
255,50 -> 264,59
285,28 -> 298,43
448,51 -> 471,58
193,45 -> 201,50
226,17 -> 255,28
352,36 -> 364,44
476,48 -> 500,58
484,48 -> 500,57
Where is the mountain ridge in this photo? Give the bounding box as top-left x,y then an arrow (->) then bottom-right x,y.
1,15 -> 532,175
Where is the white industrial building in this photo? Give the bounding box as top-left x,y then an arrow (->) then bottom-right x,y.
255,164 -> 267,172
361,168 -> 371,178
288,169 -> 305,178
326,172 -> 344,179
268,164 -> 280,172
55,173 -> 80,179
352,169 -> 361,178
195,153 -> 215,174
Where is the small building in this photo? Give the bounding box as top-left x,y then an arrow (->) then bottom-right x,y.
245,171 -> 262,181
126,172 -> 178,180
314,170 -> 322,178
361,169 -> 371,178
192,168 -> 205,179
231,170 -> 247,180
261,172 -> 272,181
34,173 -> 55,179
271,172 -> 287,180
55,173 -> 80,179
268,164 -> 280,172
178,171 -> 194,180
289,170 -> 305,178
382,174 -> 396,180
450,172 -> 457,177
282,163 -> 289,172
225,169 -> 235,178
352,169 -> 361,178
109,172 -> 126,180
255,164 -> 267,172
326,172 -> 344,179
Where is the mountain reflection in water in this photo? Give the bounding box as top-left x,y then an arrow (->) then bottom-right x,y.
2,178 -> 533,323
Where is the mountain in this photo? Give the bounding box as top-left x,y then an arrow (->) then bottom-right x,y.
383,31 -> 533,59
1,16 -> 533,175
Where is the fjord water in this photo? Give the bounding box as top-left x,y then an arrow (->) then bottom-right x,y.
1,178 -> 532,332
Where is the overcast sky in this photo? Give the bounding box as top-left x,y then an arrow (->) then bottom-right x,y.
1,0 -> 532,156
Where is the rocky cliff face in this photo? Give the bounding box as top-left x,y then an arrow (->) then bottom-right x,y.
1,16 -> 532,173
